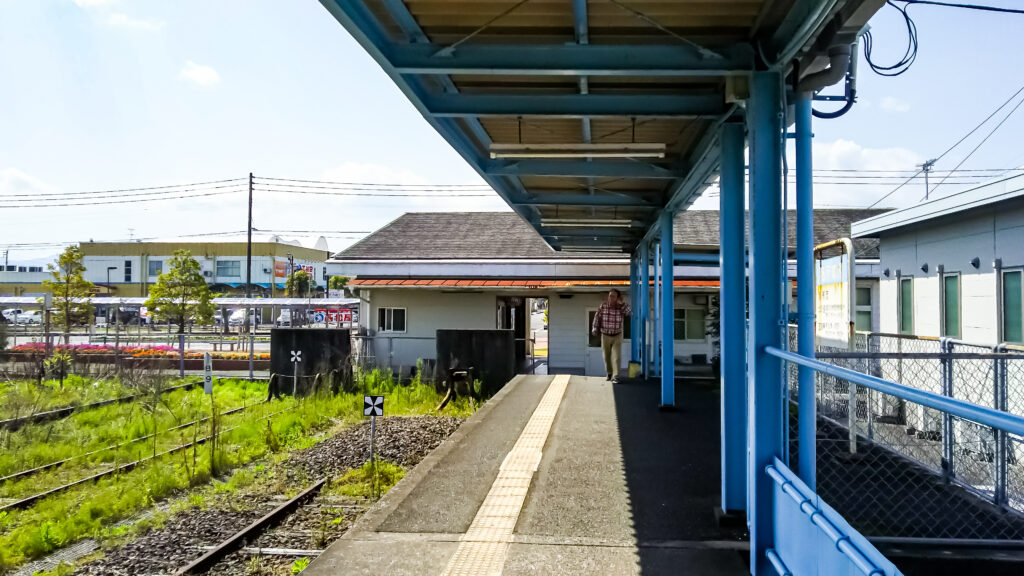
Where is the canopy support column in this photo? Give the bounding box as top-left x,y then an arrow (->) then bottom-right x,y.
659,211 -> 675,407
630,257 -> 640,363
719,120 -> 747,512
795,92 -> 817,490
747,70 -> 784,575
640,242 -> 650,377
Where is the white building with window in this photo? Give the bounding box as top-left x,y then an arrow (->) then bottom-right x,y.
329,210 -> 881,376
852,173 -> 1024,345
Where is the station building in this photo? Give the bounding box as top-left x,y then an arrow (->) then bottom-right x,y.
330,209 -> 883,376
853,173 -> 1024,345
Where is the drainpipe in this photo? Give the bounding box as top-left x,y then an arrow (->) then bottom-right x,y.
799,43 -> 856,120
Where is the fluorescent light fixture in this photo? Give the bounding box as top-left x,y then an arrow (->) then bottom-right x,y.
540,218 -> 633,228
490,143 -> 666,159
557,246 -> 625,252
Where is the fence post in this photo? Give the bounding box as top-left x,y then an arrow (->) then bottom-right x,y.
995,346 -> 1008,506
941,338 -> 955,482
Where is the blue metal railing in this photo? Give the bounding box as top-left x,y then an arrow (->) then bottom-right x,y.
766,347 -> 1024,437
764,346 -> 1024,574
766,458 -> 899,576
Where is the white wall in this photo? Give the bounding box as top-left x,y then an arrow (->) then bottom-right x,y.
357,288 -> 500,371
81,254 -> 324,289
877,203 -> 1024,345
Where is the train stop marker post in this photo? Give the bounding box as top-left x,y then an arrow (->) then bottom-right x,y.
290,350 -> 302,396
364,395 -> 384,498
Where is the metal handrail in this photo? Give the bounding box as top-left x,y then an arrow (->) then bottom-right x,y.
766,346 -> 1024,438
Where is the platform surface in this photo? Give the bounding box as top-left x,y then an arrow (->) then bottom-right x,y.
305,374 -> 748,576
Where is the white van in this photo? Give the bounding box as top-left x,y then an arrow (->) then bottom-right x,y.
2,308 -> 23,323
228,308 -> 258,327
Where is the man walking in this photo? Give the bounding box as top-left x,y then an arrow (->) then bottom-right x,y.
592,288 -> 631,382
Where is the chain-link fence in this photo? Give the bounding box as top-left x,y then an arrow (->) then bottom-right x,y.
785,330 -> 1024,540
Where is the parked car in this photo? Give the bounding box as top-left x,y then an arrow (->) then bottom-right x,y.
275,309 -> 292,327
16,310 -> 42,325
2,308 -> 23,323
228,308 -> 259,327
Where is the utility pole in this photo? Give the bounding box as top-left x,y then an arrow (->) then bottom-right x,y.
246,172 -> 254,380
919,158 -> 937,201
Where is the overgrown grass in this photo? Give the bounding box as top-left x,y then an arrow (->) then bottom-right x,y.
325,460 -> 406,500
0,375 -> 129,421
0,379 -> 266,492
0,370 -> 473,571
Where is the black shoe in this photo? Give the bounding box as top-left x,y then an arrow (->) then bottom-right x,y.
612,375 -> 620,384
606,374 -> 612,381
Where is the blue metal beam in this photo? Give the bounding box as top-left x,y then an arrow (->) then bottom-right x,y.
511,194 -> 657,208
388,42 -> 756,76
719,121 -> 747,514
539,228 -> 643,239
660,211 -> 675,407
748,70 -> 784,576
630,256 -> 639,363
423,93 -> 727,118
487,160 -> 685,179
795,93 -> 816,491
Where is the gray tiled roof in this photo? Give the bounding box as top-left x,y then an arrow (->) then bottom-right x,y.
336,209 -> 888,260
674,209 -> 888,258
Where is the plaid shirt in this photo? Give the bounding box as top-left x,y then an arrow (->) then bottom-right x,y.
593,301 -> 631,335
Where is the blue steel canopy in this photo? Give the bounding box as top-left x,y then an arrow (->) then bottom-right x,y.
318,0 -> 881,253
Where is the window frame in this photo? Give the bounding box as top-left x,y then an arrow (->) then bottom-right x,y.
124,260 -> 132,283
854,283 -> 873,332
216,260 -> 241,278
941,271 -> 961,338
377,307 -> 407,333
898,275 -> 914,335
148,260 -> 163,278
673,307 -> 707,341
1002,268 -> 1024,344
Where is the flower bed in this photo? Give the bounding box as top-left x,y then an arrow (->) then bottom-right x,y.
8,343 -> 270,360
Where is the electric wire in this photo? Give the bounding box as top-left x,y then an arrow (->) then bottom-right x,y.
925,92 -> 1024,198
869,83 -> 1024,208
0,178 -> 246,199
0,188 -> 248,209
893,0 -> 1024,15
253,176 -> 491,189
862,1 -> 918,77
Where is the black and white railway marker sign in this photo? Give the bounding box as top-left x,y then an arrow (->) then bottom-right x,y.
364,395 -> 384,416
290,350 -> 302,363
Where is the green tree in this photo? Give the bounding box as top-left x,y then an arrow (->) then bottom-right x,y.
41,245 -> 95,344
145,250 -> 215,333
328,275 -> 350,296
286,270 -> 313,297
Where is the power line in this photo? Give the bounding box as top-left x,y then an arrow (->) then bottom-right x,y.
252,187 -> 494,198
0,188 -> 247,209
0,182 -> 248,203
863,1 -> 918,76
926,93 -> 1024,197
0,177 -> 245,199
869,83 -> 1024,208
893,0 -> 1024,15
254,176 -> 491,188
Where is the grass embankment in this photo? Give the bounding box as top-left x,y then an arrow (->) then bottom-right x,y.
0,369 -> 474,572
0,376 -> 128,421
0,379 -> 267,499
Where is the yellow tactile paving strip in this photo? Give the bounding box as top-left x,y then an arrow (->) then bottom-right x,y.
440,374 -> 570,576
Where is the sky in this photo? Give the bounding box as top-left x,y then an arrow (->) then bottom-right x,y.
1,0 -> 1022,263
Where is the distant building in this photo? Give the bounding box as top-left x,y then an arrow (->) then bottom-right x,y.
0,235 -> 331,299
329,210 -> 883,376
853,173 -> 1024,345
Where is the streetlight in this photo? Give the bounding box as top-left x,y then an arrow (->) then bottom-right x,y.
105,266 -> 116,335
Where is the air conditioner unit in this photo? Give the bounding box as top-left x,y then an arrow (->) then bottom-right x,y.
203,271 -> 212,277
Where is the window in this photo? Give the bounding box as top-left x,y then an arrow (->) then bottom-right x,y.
124,260 -> 132,282
216,260 -> 241,278
148,260 -> 162,277
587,309 -> 632,347
942,273 -> 960,338
855,286 -> 873,331
899,277 -> 913,334
673,308 -> 706,340
1004,270 -> 1023,343
377,307 -> 406,332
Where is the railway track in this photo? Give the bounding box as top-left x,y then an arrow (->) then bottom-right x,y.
0,400 -> 266,484
0,380 -> 201,431
0,403 -> 299,514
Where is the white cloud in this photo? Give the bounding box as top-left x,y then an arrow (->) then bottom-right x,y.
178,61 -> 221,87
0,167 -> 60,196
106,12 -> 163,32
880,96 -> 911,113
72,0 -> 117,7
